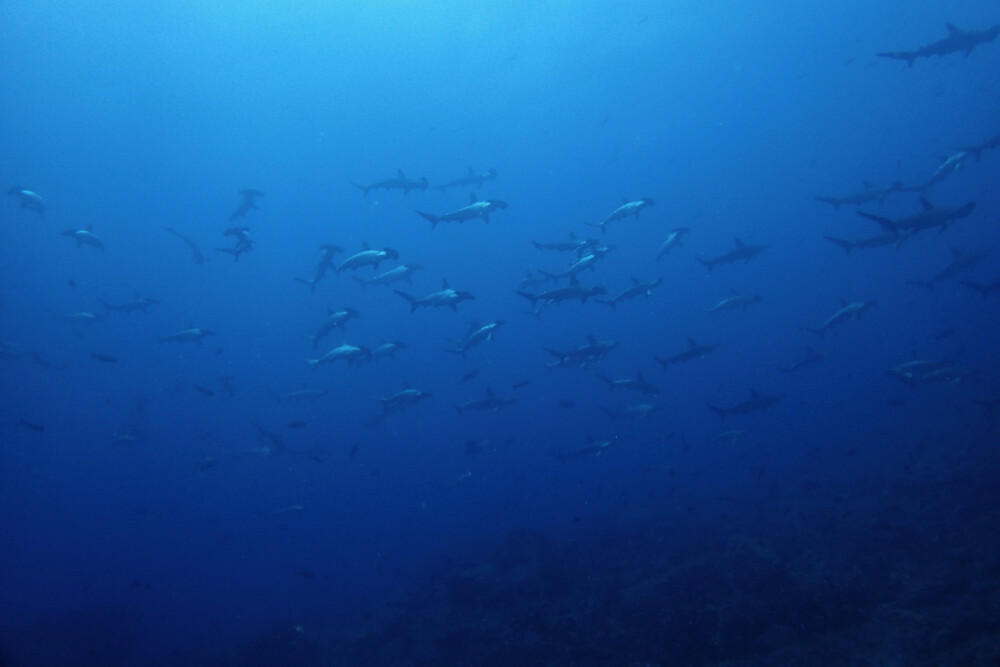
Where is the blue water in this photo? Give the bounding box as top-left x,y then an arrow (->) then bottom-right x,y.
2,2 -> 999,664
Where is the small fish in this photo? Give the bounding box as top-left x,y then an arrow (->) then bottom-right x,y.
193,385 -> 215,397
90,352 -> 118,363
512,379 -> 531,389
17,418 -> 45,433
293,570 -> 317,580
348,443 -> 360,457
286,420 -> 306,429
559,400 -> 575,409
461,369 -> 479,382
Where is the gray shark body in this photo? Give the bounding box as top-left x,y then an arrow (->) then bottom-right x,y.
7,187 -> 45,215
878,23 -> 1000,66
824,231 -> 912,254
308,307 -> 360,348
159,327 -> 215,344
352,170 -> 428,196
353,263 -> 423,288
307,343 -> 372,368
596,371 -> 660,396
803,299 -> 876,336
371,341 -> 407,360
545,335 -> 618,369
379,382 -> 432,415
777,347 -> 829,373
434,167 -> 496,192
587,197 -> 654,233
532,233 -> 598,254
395,278 -> 475,312
904,151 -> 972,193
600,404 -> 659,421
446,320 -> 504,357
857,198 -> 976,238
540,253 -> 601,285
165,227 -> 209,264
961,279 -> 1000,298
452,387 -> 516,414
814,180 -> 904,210
655,338 -> 719,368
698,238 -> 767,272
656,226 -> 691,261
269,388 -> 329,403
336,244 -> 400,273
708,388 -> 783,420
709,293 -> 762,313
908,247 -> 992,289
517,279 -> 607,307
552,434 -> 621,461
960,133 -> 1000,161
417,193 -> 508,227
100,295 -> 159,314
228,189 -> 264,221
599,277 -> 662,310
62,227 -> 105,251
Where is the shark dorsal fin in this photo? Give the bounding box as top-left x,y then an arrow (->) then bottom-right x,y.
636,371 -> 645,381
919,197 -> 934,211
403,380 -> 411,389
361,241 -> 370,250
486,387 -> 495,396
569,276 -> 580,286
749,388 -> 760,398
326,307 -> 334,315
840,298 -> 848,307
621,197 -> 629,204
442,278 -> 450,289
946,23 -> 960,33
467,167 -> 475,175
587,334 -> 596,345
735,238 -> 745,247
863,180 -> 874,190
951,247 -> 963,258
397,169 -> 405,178
469,193 -> 477,204
631,277 -> 640,285
687,337 -> 698,348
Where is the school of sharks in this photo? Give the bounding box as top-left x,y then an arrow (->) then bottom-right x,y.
2,9 -> 1000,664
7,20 -> 999,452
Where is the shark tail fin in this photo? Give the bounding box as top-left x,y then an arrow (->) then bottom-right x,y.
697,258 -> 714,273
961,281 -> 991,298
516,290 -> 539,305
823,236 -> 854,255
417,211 -> 439,228
877,51 -> 916,67
707,404 -> 727,421
394,290 -> 419,312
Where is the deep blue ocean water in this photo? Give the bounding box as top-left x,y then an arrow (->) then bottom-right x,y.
2,2 -> 999,664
